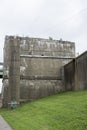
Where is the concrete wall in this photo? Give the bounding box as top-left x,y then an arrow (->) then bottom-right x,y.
3,36 -> 20,107
3,36 -> 75,107
20,57 -> 65,100
64,60 -> 75,91
64,51 -> 87,91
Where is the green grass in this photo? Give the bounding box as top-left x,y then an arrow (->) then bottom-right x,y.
0,91 -> 87,130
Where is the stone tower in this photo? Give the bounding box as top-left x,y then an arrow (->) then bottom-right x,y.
3,36 -> 75,107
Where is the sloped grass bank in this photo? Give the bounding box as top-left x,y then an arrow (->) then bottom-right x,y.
0,91 -> 87,130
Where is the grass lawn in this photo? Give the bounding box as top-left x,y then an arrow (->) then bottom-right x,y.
0,90 -> 87,130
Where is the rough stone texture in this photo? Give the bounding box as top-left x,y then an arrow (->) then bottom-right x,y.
20,80 -> 64,100
64,51 -> 87,91
3,36 -> 20,108
19,37 -> 75,57
3,36 -> 75,107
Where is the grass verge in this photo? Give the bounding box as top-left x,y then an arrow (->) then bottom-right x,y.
0,91 -> 87,130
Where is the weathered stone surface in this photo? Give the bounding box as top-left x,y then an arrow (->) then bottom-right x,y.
3,36 -> 75,107
64,51 -> 87,91
20,80 -> 64,100
3,36 -> 20,107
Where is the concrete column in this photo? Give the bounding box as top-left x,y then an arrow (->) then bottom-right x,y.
7,36 -> 20,108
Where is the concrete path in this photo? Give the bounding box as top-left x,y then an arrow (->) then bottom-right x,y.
0,115 -> 13,130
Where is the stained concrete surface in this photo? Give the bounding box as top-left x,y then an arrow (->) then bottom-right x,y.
3,36 -> 75,107
0,100 -> 2,108
0,103 -> 2,108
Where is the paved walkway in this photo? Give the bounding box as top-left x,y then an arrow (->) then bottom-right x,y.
0,115 -> 13,130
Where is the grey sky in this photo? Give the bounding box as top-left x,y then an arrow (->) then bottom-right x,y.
0,0 -> 87,62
